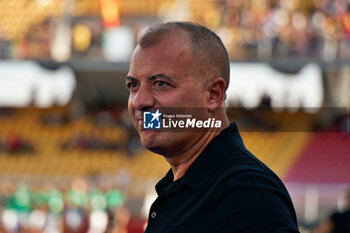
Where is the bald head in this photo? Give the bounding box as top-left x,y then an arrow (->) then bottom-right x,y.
137,22 -> 230,91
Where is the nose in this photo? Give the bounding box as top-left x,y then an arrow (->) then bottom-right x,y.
131,85 -> 155,111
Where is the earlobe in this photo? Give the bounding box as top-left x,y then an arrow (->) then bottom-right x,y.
207,77 -> 226,112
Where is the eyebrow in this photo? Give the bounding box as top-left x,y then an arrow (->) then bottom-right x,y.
126,73 -> 174,83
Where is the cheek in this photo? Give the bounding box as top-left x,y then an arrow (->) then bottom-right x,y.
127,98 -> 135,117
182,88 -> 205,106
127,98 -> 132,112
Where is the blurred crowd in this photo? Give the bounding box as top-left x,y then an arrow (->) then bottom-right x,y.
0,178 -> 129,233
191,0 -> 350,60
0,107 -> 142,157
1,0 -> 350,61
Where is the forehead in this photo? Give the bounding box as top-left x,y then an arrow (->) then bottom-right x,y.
129,35 -> 193,78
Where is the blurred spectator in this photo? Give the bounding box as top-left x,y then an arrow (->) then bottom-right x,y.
312,187 -> 350,233
0,178 -> 128,233
95,111 -> 115,128
62,133 -> 90,150
7,134 -> 22,153
0,134 -> 35,154
61,132 -> 122,151
41,112 -> 68,127
111,207 -> 130,233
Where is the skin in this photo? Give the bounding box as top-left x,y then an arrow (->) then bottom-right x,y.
126,30 -> 229,180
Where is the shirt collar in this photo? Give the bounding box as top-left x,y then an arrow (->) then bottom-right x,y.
155,169 -> 174,195
156,122 -> 244,194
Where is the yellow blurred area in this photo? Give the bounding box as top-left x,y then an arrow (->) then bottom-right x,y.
0,0 -> 62,40
0,0 -> 174,40
227,110 -> 317,179
73,24 -> 91,52
241,131 -> 310,178
0,108 -> 316,180
0,108 -> 169,178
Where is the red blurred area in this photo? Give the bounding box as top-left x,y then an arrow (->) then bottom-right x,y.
99,0 -> 120,29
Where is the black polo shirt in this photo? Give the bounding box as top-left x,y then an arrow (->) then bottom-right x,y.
145,123 -> 300,233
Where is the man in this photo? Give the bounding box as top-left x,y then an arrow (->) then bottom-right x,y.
126,22 -> 299,233
312,188 -> 350,233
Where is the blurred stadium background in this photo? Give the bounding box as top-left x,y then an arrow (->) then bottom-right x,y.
0,0 -> 349,232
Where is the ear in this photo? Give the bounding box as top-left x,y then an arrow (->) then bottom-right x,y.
205,77 -> 226,112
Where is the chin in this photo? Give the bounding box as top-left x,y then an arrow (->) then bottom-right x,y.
140,130 -> 160,146
140,131 -> 168,155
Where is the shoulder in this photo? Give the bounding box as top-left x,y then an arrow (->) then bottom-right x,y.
215,145 -> 285,190
208,147 -> 299,232
214,155 -> 292,209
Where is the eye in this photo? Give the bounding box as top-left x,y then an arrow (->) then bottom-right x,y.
155,81 -> 168,87
126,82 -> 139,90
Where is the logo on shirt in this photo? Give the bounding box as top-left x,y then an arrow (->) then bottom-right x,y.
143,109 -> 161,129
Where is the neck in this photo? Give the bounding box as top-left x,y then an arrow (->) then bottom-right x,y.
166,117 -> 229,181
